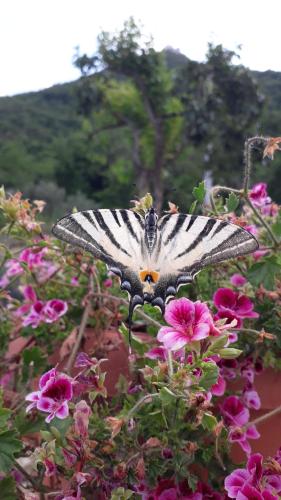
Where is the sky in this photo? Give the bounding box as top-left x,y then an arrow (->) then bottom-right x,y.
1,0 -> 281,97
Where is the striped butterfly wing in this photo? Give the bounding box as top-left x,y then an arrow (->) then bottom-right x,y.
150,213 -> 258,306
52,209 -> 147,297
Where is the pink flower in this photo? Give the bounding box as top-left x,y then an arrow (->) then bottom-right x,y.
220,396 -> 249,426
229,425 -> 260,455
225,452 -> 281,499
243,389 -> 261,410
253,248 -> 270,261
157,298 -> 213,351
245,224 -> 259,237
213,288 -> 259,319
249,183 -> 270,208
44,299 -> 68,323
103,278 -> 113,288
214,309 -> 242,329
70,276 -> 79,286
26,368 -> 73,423
75,352 -> 97,368
225,468 -> 251,498
16,287 -> 68,328
211,374 -> 226,397
261,202 -> 279,217
230,274 -> 247,287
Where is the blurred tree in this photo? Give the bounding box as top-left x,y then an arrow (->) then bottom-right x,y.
73,20 -> 263,210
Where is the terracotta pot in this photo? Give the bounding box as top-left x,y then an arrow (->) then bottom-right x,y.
231,368 -> 281,463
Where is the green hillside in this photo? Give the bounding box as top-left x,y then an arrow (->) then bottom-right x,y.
1,47 -> 281,214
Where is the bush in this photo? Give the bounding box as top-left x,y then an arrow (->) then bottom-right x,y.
0,137 -> 280,499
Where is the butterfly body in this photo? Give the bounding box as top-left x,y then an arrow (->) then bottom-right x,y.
52,207 -> 258,334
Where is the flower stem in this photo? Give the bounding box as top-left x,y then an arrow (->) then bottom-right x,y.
246,404 -> 281,429
65,275 -> 94,374
243,136 -> 268,195
126,393 -> 159,420
167,350 -> 174,378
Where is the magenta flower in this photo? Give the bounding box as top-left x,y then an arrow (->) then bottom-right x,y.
213,288 -> 259,320
44,299 -> 68,323
225,468 -> 251,498
157,298 -> 214,351
245,224 -> 259,237
15,287 -> 68,328
229,425 -> 260,455
214,309 -> 242,329
249,183 -> 271,208
225,452 -> 281,499
211,374 -> 226,397
230,274 -> 247,287
26,368 -> 73,423
253,248 -> 270,261
103,278 -> 113,288
243,389 -> 261,410
220,395 -> 249,426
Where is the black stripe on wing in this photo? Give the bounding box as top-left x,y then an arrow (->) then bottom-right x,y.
119,210 -> 140,243
52,214 -> 118,267
92,211 -> 132,257
176,218 -> 217,259
181,225 -> 258,275
164,214 -> 186,244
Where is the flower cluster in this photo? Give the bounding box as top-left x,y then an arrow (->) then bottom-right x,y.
26,368 -> 73,422
15,285 -> 68,328
0,246 -> 57,288
213,287 -> 259,331
225,452 -> 281,498
249,182 -> 278,217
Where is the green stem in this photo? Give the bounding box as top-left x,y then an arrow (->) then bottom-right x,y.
167,350 -> 174,378
126,393 -> 159,420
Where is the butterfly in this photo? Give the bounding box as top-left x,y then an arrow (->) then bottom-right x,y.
52,207 -> 258,344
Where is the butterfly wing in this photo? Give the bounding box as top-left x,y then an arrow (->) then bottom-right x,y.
52,209 -> 147,305
150,213 -> 258,307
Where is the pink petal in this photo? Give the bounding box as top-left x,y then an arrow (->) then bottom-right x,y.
37,397 -> 55,413
25,391 -> 41,402
45,412 -> 56,423
22,285 -> 37,302
26,402 -> 37,413
213,288 -> 236,310
230,274 -> 247,287
193,322 -> 210,340
39,368 -> 57,390
164,298 -> 194,329
246,425 -> 260,440
55,401 -> 69,419
157,328 -> 188,351
211,375 -> 226,396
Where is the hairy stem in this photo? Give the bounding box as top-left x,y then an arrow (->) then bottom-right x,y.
246,404 -> 281,429
243,136 -> 268,194
65,275 -> 94,374
126,393 -> 159,420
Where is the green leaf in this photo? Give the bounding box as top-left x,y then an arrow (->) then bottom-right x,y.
219,348 -> 242,359
0,430 -> 22,473
159,387 -> 177,405
0,477 -> 17,500
111,487 -> 134,500
248,256 -> 280,290
226,192 -> 240,212
207,335 -> 229,353
192,181 -> 206,204
189,200 -> 197,214
199,362 -> 219,390
202,412 -> 218,431
0,408 -> 11,429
